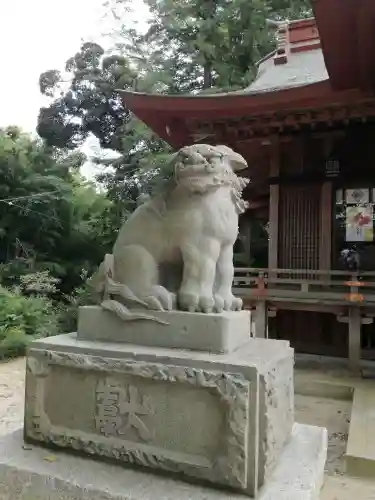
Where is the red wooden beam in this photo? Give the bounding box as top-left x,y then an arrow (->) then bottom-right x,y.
120,84 -> 375,149
312,0 -> 375,92
356,0 -> 375,91
120,82 -> 372,119
186,101 -> 375,146
312,0 -> 358,90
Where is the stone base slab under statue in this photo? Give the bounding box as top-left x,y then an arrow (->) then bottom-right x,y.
0,424 -> 326,500
20,307 -> 327,499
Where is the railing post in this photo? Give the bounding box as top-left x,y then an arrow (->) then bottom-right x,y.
254,272 -> 268,338
348,306 -> 361,373
348,272 -> 362,374
254,302 -> 268,339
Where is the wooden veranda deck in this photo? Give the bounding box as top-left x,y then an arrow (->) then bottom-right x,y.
233,267 -> 375,306
233,268 -> 375,373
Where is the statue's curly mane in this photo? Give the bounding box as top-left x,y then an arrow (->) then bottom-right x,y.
162,144 -> 250,212
147,143 -> 249,203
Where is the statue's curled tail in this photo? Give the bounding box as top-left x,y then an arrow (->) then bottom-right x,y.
88,254 -> 169,325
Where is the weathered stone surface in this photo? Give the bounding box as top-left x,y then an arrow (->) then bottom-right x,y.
258,350 -> 294,486
24,333 -> 294,497
0,424 -> 327,500
77,306 -> 251,353
89,144 -> 250,323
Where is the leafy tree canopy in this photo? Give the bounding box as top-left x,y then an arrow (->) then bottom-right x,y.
37,0 -> 312,212
0,127 -> 113,293
37,42 -> 136,151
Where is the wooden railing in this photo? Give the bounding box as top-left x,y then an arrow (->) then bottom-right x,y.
233,268 -> 375,306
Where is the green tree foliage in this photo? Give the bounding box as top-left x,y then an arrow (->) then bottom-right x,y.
37,42 -> 136,151
111,0 -> 313,92
37,41 -> 172,215
0,127 -> 113,293
0,285 -> 59,359
0,127 -> 119,356
37,0 -> 313,199
140,0 -> 272,91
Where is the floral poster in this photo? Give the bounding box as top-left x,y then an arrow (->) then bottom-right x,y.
346,205 -> 373,242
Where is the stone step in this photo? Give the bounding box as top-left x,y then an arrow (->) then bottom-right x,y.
346,380 -> 375,478
0,424 -> 327,500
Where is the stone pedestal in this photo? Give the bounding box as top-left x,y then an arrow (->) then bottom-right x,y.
77,306 -> 251,353
23,307 -> 326,498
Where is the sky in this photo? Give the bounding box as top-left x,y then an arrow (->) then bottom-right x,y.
0,0 -> 150,179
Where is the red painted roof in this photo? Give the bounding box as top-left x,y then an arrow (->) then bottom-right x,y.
119,6 -> 375,147
312,0 -> 375,91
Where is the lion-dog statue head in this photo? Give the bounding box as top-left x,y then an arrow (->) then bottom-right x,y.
172,144 -> 248,193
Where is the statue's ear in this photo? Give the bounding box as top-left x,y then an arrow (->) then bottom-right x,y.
215,145 -> 248,172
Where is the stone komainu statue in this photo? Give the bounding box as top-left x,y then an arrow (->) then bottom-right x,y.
89,144 -> 250,322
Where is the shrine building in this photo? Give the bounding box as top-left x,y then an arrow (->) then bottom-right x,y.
120,0 -> 375,372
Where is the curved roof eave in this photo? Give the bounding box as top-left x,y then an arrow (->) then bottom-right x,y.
118,80 -> 333,119
118,45 -> 330,117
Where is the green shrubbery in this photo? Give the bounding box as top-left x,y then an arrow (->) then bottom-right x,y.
0,128 -> 114,361
58,282 -> 97,334
0,270 -> 94,359
0,286 -> 59,359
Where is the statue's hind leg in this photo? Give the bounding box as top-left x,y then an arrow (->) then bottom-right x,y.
113,245 -> 174,311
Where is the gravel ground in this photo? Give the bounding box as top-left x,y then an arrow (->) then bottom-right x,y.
295,394 -> 351,476
0,357 -> 25,436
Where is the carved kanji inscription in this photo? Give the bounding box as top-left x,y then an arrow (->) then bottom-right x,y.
95,377 -> 153,441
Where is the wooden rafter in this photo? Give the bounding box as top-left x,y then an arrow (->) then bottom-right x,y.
186,101 -> 375,143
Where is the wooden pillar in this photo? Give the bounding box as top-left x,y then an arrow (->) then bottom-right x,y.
254,301 -> 268,338
263,137 -> 280,339
319,182 -> 332,270
348,307 -> 362,373
320,135 -> 333,271
268,137 -> 280,270
241,219 -> 252,266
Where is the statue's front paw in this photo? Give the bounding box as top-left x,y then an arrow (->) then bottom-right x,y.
198,295 -> 215,313
214,293 -> 243,312
214,295 -> 225,313
178,292 -> 198,312
178,292 -> 214,313
232,296 -> 243,311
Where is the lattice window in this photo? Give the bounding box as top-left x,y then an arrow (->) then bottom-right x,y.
278,185 -> 321,277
